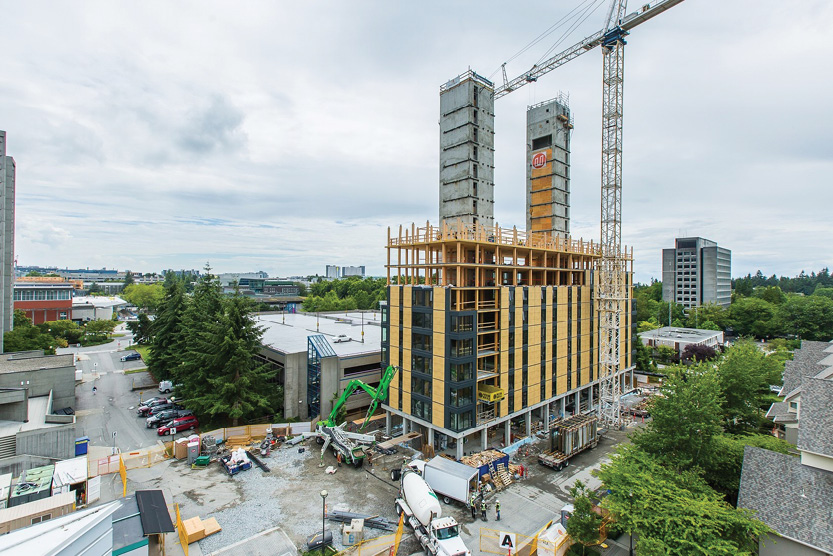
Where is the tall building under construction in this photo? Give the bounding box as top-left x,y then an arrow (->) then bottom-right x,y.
527,96 -> 572,237
380,72 -> 633,459
439,71 -> 495,229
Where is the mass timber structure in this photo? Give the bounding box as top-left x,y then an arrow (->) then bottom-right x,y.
382,220 -> 634,460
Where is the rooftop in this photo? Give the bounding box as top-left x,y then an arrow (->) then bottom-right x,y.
72,295 -> 128,308
738,447 -> 833,554
0,396 -> 69,436
639,327 -> 723,343
0,353 -> 74,374
780,340 -> 830,395
259,311 -> 382,356
796,376 -> 833,458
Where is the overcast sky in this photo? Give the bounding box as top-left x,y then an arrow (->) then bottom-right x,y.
1,1 -> 830,283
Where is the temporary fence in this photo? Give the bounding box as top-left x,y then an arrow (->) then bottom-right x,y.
88,454 -> 121,477
175,503 -> 189,556
120,444 -> 171,470
199,422 -> 313,443
333,532 -> 399,556
480,521 -> 553,556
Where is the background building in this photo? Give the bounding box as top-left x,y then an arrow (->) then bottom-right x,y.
13,282 -> 73,324
256,311 -> 383,422
341,266 -> 366,278
439,70 -> 495,229
325,265 -> 340,280
0,132 -> 15,354
71,296 -> 128,322
662,237 -> 731,309
526,96 -> 572,238
639,327 -> 724,357
383,222 -> 633,459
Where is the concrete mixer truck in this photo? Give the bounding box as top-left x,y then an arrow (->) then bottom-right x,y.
394,469 -> 472,556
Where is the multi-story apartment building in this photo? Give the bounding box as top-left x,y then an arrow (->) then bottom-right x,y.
381,221 -> 633,458
662,237 -> 731,309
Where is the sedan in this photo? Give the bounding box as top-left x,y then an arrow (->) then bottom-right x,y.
137,399 -> 170,416
121,352 -> 142,362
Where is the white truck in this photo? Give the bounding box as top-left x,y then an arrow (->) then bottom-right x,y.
420,456 -> 479,507
395,470 -> 471,556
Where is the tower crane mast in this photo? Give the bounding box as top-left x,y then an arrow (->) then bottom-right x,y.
495,0 -> 685,427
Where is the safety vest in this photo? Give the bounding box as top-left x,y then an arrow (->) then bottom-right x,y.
481,501 -> 486,511
496,502 -> 501,511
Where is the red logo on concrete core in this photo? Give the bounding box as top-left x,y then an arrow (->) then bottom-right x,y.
532,152 -> 547,169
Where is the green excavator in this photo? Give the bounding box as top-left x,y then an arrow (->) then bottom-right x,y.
322,364 -> 399,431
308,365 -> 399,467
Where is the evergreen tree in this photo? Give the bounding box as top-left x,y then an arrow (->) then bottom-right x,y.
191,292 -> 275,425
123,271 -> 135,288
147,281 -> 186,381
175,265 -> 224,397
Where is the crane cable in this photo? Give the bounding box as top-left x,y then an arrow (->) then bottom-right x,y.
490,0 -> 607,81
534,0 -> 608,67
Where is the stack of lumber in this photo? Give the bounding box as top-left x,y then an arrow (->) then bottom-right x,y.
461,449 -> 506,468
225,435 -> 252,449
495,462 -> 513,487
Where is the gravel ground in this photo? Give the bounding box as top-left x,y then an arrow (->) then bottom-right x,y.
195,440 -> 417,554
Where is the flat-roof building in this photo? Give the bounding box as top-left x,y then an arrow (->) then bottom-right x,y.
662,237 -> 731,309
13,282 -> 73,325
639,327 -> 724,355
257,311 -> 383,422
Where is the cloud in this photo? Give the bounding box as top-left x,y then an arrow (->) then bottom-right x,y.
176,95 -> 246,155
0,0 -> 830,281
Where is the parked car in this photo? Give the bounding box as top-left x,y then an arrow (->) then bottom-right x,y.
137,398 -> 169,416
332,334 -> 351,343
121,352 -> 142,362
146,409 -> 192,429
770,384 -> 783,394
158,380 -> 182,394
157,415 -> 199,436
138,396 -> 165,408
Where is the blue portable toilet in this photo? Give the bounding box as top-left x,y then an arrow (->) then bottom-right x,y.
75,436 -> 90,456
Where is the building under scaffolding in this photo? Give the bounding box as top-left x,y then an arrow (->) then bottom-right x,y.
381,220 -> 634,459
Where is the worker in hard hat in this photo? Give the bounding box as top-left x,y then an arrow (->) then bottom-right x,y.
495,499 -> 501,521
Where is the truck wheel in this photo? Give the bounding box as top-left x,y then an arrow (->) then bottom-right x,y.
564,460 -> 570,468
354,458 -> 363,469
443,496 -> 451,504
316,437 -> 325,445
556,463 -> 563,471
391,469 -> 401,481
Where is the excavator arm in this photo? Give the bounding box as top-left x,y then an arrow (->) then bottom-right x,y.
323,365 -> 399,430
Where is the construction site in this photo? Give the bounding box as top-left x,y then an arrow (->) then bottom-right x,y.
2,1 -> 686,555
171,1 -> 681,554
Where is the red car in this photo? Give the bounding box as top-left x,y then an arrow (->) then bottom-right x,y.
157,415 -> 199,435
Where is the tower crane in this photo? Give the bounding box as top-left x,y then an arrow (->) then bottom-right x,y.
494,0 -> 685,427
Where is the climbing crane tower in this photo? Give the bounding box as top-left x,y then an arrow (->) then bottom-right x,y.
494,0 -> 685,427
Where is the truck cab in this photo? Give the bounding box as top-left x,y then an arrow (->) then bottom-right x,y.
430,517 -> 470,556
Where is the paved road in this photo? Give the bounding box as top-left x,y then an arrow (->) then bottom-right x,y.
73,323 -> 163,452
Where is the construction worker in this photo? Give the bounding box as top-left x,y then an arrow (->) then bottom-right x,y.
470,492 -> 478,519
481,499 -> 488,521
337,452 -> 342,467
495,499 -> 501,521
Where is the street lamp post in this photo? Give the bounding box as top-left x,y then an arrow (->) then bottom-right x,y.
320,489 -> 328,547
